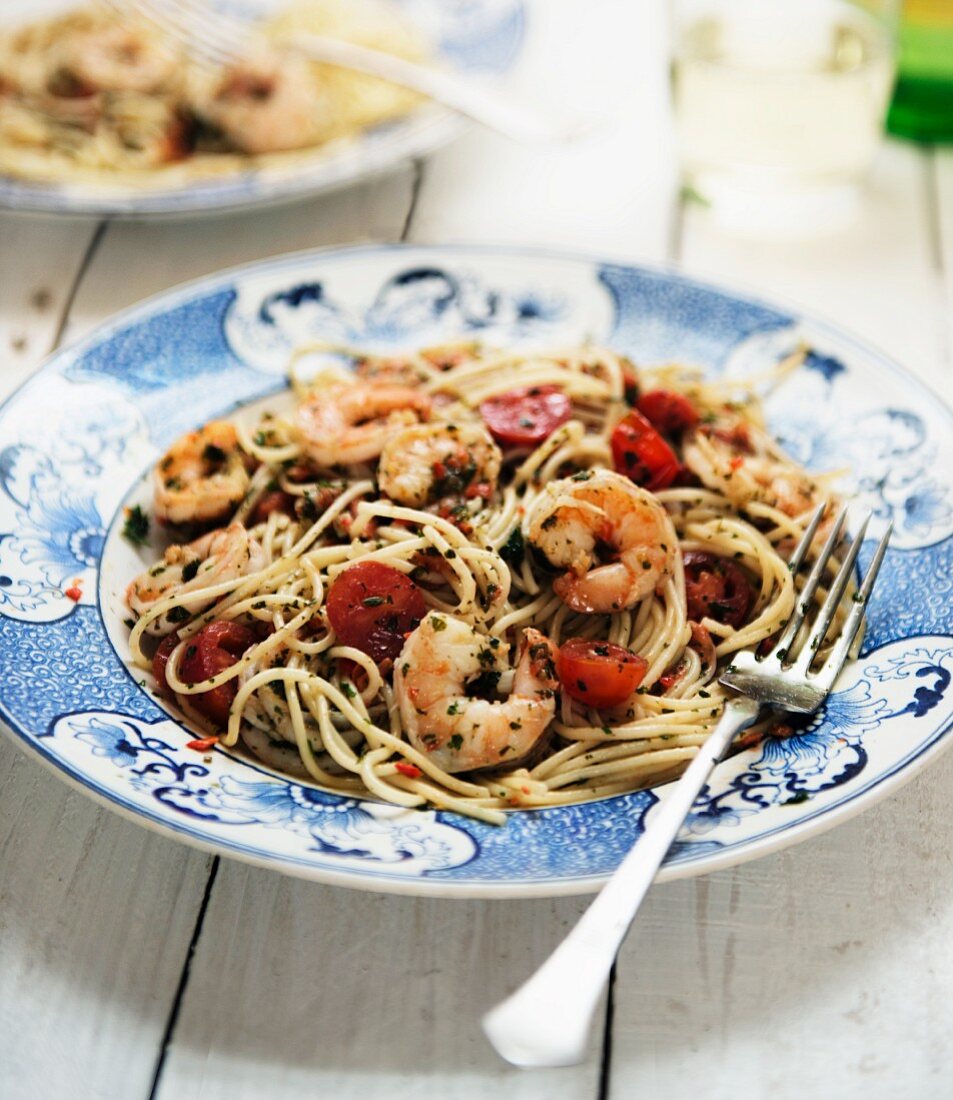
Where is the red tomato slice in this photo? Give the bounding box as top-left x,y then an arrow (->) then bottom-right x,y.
152,632 -> 180,698
557,639 -> 648,709
479,386 -> 572,447
326,561 -> 427,664
610,410 -> 681,491
154,622 -> 257,728
637,390 -> 699,436
682,551 -> 752,628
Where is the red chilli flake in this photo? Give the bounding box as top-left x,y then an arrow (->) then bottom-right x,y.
186,736 -> 220,752
65,585 -> 82,602
394,761 -> 422,779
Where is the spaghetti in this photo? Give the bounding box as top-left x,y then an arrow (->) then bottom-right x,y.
124,343 -> 843,824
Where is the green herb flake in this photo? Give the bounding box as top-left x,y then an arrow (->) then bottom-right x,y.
122,505 -> 150,546
499,527 -> 525,567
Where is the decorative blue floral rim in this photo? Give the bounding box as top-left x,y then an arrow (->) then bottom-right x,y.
1,242 -> 951,897
0,0 -> 525,218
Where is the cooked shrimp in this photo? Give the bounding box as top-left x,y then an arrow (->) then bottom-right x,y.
154,421 -> 250,527
527,470 -> 676,613
295,382 -> 431,468
394,615 -> 559,774
61,25 -> 176,94
195,53 -> 328,155
683,420 -> 820,518
378,421 -> 501,507
126,523 -> 265,636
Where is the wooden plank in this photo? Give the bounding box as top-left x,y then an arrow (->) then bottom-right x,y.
155,863 -> 601,1100
409,0 -> 676,260
0,740 -> 214,1100
0,213 -> 97,387
610,140 -> 953,1097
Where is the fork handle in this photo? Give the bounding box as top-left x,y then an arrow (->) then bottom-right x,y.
482,695 -> 762,1068
286,33 -> 575,144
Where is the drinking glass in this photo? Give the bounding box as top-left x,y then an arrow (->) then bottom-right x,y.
671,0 -> 899,234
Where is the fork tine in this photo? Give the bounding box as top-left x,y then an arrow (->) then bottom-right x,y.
771,501 -> 849,660
785,499 -> 828,577
166,0 -> 249,52
791,511 -> 870,669
154,0 -> 243,63
114,0 -> 241,68
815,520 -> 893,689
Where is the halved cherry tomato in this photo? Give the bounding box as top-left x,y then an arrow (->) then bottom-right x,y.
557,639 -> 648,709
479,386 -> 572,447
682,551 -> 752,628
637,390 -> 699,436
326,561 -> 427,664
610,410 -> 680,491
152,632 -> 181,698
153,621 -> 258,727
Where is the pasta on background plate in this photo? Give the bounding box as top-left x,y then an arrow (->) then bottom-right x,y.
0,0 -> 426,187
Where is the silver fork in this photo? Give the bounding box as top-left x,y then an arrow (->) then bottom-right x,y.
483,502 -> 892,1068
100,0 -> 586,144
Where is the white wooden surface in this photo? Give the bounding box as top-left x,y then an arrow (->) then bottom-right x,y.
1,3 -> 952,1098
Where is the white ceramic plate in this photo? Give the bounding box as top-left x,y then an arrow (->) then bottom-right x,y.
1,243 -> 951,897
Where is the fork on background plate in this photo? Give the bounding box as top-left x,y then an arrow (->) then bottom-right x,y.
100,0 -> 588,145
483,501 -> 892,1069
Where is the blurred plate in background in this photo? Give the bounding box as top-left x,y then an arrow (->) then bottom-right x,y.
0,0 -> 524,218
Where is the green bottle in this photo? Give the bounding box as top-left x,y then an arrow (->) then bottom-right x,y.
887,0 -> 953,142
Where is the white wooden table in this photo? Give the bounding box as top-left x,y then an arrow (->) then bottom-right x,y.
2,3 -> 953,1097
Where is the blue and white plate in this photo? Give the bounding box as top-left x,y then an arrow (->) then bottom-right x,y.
0,0 -> 524,218
1,243 -> 951,897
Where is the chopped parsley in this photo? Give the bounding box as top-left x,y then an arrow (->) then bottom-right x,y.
500,527 -> 525,567
122,505 -> 150,546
